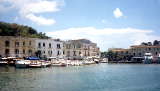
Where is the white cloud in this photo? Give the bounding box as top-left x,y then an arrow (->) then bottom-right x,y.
46,27 -> 160,51
0,0 -> 63,25
26,14 -> 56,25
113,8 -> 123,18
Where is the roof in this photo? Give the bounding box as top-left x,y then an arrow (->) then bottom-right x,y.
131,45 -> 160,48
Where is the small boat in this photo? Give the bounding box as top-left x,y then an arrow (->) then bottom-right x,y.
94,59 -> 99,64
100,58 -> 108,63
15,60 -> 30,68
143,53 -> 153,64
41,61 -> 52,67
83,60 -> 95,65
29,61 -> 42,68
60,63 -> 67,67
52,62 -> 67,67
0,61 -> 8,66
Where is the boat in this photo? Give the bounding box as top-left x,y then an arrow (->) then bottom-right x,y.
41,61 -> 52,67
25,57 -> 42,68
83,60 -> 95,65
0,58 -> 8,66
52,62 -> 67,67
143,53 -> 153,64
94,59 -> 99,64
29,61 -> 42,68
100,58 -> 108,63
15,60 -> 30,68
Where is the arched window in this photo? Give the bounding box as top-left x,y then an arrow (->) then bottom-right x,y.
49,43 -> 51,48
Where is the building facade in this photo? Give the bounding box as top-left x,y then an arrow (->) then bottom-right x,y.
63,39 -> 100,60
108,48 -> 130,56
0,36 -> 100,59
109,45 -> 160,57
0,36 -> 36,57
35,39 -> 64,59
130,45 -> 160,57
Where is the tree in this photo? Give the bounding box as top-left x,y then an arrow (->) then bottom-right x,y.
153,40 -> 159,46
0,21 -> 50,39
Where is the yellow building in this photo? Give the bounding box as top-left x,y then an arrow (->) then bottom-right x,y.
108,48 -> 131,56
63,39 -> 100,60
0,36 -> 36,57
109,45 -> 160,57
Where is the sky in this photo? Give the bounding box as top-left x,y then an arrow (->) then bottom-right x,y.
0,0 -> 160,51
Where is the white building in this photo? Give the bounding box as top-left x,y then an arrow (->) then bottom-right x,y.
35,39 -> 63,59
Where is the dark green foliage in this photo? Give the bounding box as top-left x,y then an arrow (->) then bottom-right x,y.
0,22 -> 50,39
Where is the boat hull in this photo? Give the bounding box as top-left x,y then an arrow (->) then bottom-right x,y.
15,64 -> 29,68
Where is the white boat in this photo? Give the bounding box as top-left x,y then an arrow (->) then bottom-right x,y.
52,62 -> 67,67
15,60 -> 31,68
29,61 -> 42,68
83,60 -> 95,65
143,53 -> 153,64
41,61 -> 51,67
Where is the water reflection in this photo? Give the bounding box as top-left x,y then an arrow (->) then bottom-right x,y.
0,64 -> 160,91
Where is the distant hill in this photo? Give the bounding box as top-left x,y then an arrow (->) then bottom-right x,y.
0,21 -> 50,39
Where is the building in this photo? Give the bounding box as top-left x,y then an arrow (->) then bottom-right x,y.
108,48 -> 131,56
35,39 -> 64,59
63,39 -> 100,60
0,36 -> 36,57
109,45 -> 160,57
0,36 -> 100,59
130,45 -> 160,57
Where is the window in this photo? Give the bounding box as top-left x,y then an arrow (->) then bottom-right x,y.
5,41 -> 10,47
23,42 -> 25,46
73,51 -> 76,56
88,52 -> 90,56
49,43 -> 51,48
63,51 -> 65,55
29,41 -> 32,46
67,51 -> 70,56
5,49 -> 9,54
38,42 -> 41,48
28,50 -> 32,54
57,44 -> 61,49
15,49 -> 19,54
73,45 -> 76,49
139,53 -> 141,56
43,43 -> 45,47
133,53 -> 135,56
57,51 -> 60,56
23,49 -> 25,54
15,42 -> 19,47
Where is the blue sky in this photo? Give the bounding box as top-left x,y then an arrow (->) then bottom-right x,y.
0,0 -> 160,51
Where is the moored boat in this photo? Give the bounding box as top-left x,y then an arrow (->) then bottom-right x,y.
41,61 -> 52,67
15,60 -> 30,68
143,53 -> 153,64
29,60 -> 42,68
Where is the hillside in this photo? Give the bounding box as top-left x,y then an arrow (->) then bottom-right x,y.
0,22 -> 50,39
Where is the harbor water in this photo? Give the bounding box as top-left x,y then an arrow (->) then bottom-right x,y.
0,64 -> 160,91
